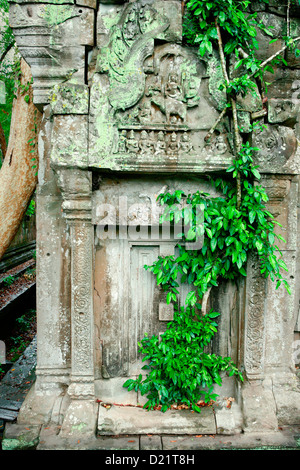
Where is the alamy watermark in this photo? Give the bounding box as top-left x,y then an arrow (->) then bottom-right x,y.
95,196 -> 204,250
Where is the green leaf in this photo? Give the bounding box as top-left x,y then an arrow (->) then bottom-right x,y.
251,168 -> 261,180
208,312 -> 220,321
277,259 -> 288,272
249,210 -> 256,224
219,11 -> 226,23
283,280 -> 292,295
206,227 -> 213,239
211,237 -> 217,252
255,240 -> 263,252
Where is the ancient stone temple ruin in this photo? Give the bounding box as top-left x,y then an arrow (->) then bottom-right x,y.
7,0 -> 300,440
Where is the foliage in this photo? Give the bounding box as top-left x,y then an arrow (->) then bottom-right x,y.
124,144 -> 290,411
0,0 -> 16,160
183,0 -> 300,96
147,143 -> 290,303
25,199 -> 35,218
124,0 -> 293,412
2,274 -> 15,286
124,310 -> 242,412
183,0 -> 269,57
3,309 -> 36,363
16,311 -> 34,332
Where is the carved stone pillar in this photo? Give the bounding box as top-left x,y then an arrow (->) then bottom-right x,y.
54,168 -> 96,436
242,175 -> 300,431
17,107 -> 72,427
242,252 -> 278,432
262,176 -> 300,426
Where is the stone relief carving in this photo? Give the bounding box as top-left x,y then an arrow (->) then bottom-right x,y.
117,129 -> 194,157
252,124 -> 297,169
88,0 -> 223,168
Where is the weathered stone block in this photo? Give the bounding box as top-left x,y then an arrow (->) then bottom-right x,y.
268,98 -> 298,124
2,424 -> 41,450
140,434 -> 162,450
159,302 -> 174,321
242,383 -> 278,433
51,115 -> 88,168
272,374 -> 300,425
50,83 -> 89,115
253,124 -> 298,174
95,377 -> 138,405
98,404 -> 216,435
9,3 -> 94,105
214,401 -> 243,435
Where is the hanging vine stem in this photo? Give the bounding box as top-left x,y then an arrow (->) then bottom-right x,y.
287,0 -> 291,38
215,18 -> 242,209
204,106 -> 228,142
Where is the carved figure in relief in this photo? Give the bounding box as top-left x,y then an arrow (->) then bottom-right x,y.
138,4 -> 156,34
111,28 -> 127,67
167,132 -> 179,155
165,73 -> 183,101
215,135 -> 227,154
139,130 -> 153,156
118,130 -> 127,153
146,75 -> 163,97
183,74 -> 201,108
138,100 -> 152,124
122,6 -> 139,45
155,131 -> 166,156
164,73 -> 186,123
179,132 -> 193,153
253,124 -> 296,165
126,130 -> 139,153
205,134 -> 228,156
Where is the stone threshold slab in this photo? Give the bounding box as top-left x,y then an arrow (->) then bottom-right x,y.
3,424 -> 299,450
97,404 -> 216,436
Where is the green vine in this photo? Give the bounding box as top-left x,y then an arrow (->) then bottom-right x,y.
123,0 -> 296,412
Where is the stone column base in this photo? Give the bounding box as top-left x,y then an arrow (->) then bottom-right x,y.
271,372 -> 300,426
59,399 -> 98,437
241,380 -> 278,433
17,382 -> 66,426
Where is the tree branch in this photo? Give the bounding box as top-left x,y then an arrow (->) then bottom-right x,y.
215,18 -> 242,208
287,0 -> 291,38
0,40 -> 14,66
204,106 -> 228,142
250,36 -> 300,78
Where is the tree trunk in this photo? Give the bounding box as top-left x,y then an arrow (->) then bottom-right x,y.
0,58 -> 41,260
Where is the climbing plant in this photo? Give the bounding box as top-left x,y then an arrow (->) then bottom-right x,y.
124,0 -> 297,412
0,0 -> 16,158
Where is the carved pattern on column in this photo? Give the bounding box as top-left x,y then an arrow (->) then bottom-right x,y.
54,167 -> 94,398
244,252 -> 266,381
71,222 -> 94,376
